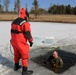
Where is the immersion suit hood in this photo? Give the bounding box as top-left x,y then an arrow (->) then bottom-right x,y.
19,8 -> 27,19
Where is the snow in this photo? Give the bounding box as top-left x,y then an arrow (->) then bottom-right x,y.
0,21 -> 76,45
0,21 -> 76,75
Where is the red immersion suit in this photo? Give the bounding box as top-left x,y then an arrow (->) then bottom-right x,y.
10,8 -> 33,67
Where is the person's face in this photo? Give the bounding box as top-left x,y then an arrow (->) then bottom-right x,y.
53,51 -> 58,59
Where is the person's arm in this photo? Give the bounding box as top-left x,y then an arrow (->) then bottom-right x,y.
22,22 -> 33,46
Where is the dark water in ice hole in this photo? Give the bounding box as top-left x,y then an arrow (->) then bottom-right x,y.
31,49 -> 76,74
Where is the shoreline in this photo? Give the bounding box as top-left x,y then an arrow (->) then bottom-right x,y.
0,20 -> 76,24
0,14 -> 76,24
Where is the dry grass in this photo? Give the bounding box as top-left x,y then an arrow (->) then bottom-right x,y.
0,13 -> 76,24
0,14 -> 18,21
29,14 -> 76,24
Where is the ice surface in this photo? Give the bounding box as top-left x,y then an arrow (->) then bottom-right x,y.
0,21 -> 76,45
0,21 -> 76,75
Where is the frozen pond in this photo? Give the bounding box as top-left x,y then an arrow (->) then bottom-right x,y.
31,22 -> 76,46
0,21 -> 76,75
0,21 -> 76,46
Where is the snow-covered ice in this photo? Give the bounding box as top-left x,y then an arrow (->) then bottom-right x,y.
0,21 -> 76,75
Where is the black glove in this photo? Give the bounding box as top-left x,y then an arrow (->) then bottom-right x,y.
29,41 -> 33,47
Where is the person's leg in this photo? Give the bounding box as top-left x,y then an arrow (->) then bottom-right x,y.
19,43 -> 33,75
11,40 -> 21,64
13,47 -> 22,71
13,47 -> 21,64
11,41 -> 21,71
21,54 -> 33,75
22,57 -> 28,67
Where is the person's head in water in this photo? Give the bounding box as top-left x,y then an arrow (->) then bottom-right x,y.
53,50 -> 58,59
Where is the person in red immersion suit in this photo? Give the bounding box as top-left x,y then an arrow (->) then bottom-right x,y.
10,8 -> 33,75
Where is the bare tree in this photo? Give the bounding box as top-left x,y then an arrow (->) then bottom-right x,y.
3,0 -> 10,12
14,0 -> 17,13
17,0 -> 20,13
14,0 -> 20,14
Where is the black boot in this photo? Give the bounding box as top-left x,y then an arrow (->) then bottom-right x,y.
22,66 -> 33,75
14,63 -> 21,71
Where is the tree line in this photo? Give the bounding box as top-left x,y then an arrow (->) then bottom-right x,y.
0,0 -> 76,16
48,4 -> 76,15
